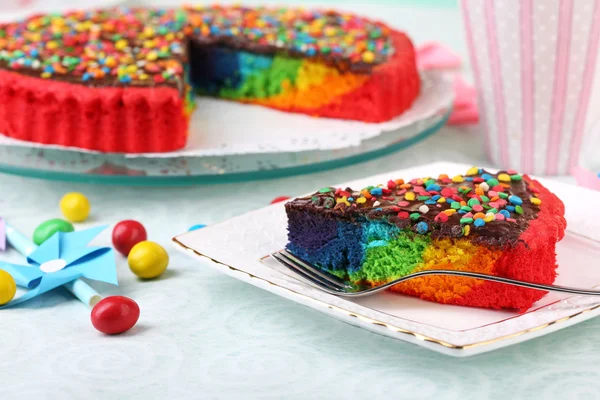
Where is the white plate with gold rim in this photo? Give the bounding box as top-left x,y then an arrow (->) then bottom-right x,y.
173,162 -> 600,357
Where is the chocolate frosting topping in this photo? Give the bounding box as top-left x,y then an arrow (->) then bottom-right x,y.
0,5 -> 394,90
286,168 -> 544,247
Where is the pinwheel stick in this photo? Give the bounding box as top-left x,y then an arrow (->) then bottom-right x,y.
5,223 -> 102,308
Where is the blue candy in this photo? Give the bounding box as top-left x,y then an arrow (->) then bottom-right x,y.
425,200 -> 437,205
370,188 -> 383,196
481,173 -> 493,181
425,184 -> 441,192
432,195 -> 441,201
500,210 -> 511,218
506,205 -> 515,212
474,219 -> 486,227
508,195 -> 523,205
416,222 -> 429,234
188,224 -> 207,232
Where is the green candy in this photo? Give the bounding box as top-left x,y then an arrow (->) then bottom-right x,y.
33,218 -> 74,245
487,178 -> 500,187
488,208 -> 499,214
511,174 -> 522,181
425,179 -> 436,186
460,206 -> 473,212
467,198 -> 480,207
498,192 -> 509,199
451,202 -> 461,209
460,218 -> 474,224
417,195 -> 431,201
480,195 -> 490,203
410,213 -> 421,221
318,187 -> 332,193
515,205 -> 524,215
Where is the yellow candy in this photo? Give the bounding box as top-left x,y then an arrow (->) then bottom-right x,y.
498,173 -> 511,182
361,51 -> 375,63
336,196 -> 350,206
128,241 -> 169,279
104,56 -> 116,67
405,192 -> 415,201
452,175 -> 464,183
115,39 -> 128,50
356,197 -> 367,204
530,197 -> 542,206
0,270 -> 16,306
60,192 -> 91,222
464,225 -> 471,236
146,51 -> 158,61
437,197 -> 446,203
466,167 -> 479,176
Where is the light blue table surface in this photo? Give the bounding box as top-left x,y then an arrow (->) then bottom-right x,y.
1,1 -> 595,400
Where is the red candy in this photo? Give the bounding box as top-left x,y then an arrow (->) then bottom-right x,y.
91,296 -> 140,335
112,220 -> 147,256
435,213 -> 449,222
397,211 -> 409,219
270,196 -> 291,204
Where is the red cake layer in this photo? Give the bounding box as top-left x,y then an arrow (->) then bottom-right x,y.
392,175 -> 567,312
0,32 -> 418,153
0,70 -> 188,153
264,31 -> 421,122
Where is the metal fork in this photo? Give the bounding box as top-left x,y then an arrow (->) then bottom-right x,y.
271,249 -> 600,298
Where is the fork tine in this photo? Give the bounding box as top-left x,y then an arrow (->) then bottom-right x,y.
271,252 -> 344,292
279,250 -> 351,290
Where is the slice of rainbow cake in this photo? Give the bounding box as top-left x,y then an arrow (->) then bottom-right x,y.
285,167 -> 566,311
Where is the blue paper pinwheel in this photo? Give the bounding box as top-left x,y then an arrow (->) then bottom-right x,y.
0,225 -> 117,308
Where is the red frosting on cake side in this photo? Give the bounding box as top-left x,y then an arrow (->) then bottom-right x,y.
451,175 -> 567,312
0,70 -> 188,153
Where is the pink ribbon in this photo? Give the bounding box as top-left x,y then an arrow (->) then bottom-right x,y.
416,42 -> 479,125
572,166 -> 600,191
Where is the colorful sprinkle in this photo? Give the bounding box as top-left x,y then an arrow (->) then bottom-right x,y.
466,167 -> 479,176
508,195 -> 523,205
498,173 -> 511,182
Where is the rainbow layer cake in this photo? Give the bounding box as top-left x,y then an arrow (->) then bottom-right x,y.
0,5 -> 420,153
285,167 -> 567,311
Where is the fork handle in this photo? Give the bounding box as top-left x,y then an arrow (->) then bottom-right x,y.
376,270 -> 600,296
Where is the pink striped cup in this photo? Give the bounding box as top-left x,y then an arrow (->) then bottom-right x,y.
461,0 -> 600,175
